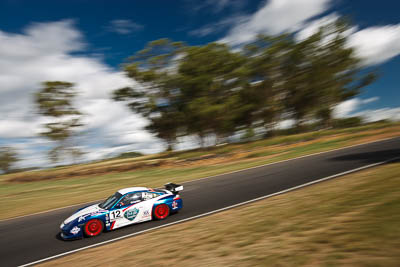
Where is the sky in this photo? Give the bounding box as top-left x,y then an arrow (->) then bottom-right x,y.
1,0 -> 400,168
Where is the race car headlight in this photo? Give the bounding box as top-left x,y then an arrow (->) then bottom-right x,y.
60,222 -> 65,229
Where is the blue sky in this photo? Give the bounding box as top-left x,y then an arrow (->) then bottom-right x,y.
0,0 -> 400,167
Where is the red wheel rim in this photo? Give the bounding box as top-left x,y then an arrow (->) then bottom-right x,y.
155,204 -> 169,219
85,219 -> 102,236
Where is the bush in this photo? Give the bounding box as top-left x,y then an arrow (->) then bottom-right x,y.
332,117 -> 363,128
116,151 -> 144,159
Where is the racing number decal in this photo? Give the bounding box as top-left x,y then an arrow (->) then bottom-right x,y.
109,210 -> 122,221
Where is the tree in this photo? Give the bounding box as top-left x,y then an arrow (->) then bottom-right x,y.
114,39 -> 185,151
0,147 -> 19,173
284,19 -> 376,129
114,40 -> 246,148
113,17 -> 377,149
243,19 -> 376,132
178,42 -> 245,145
240,34 -> 295,133
35,81 -> 84,163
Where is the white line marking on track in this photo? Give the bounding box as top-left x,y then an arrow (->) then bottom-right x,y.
3,136 -> 398,223
19,155 -> 400,267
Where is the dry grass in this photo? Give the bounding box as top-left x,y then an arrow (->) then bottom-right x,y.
5,124 -> 400,183
40,162 -> 400,267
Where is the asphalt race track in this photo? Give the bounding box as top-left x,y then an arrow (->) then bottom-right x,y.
1,137 -> 399,266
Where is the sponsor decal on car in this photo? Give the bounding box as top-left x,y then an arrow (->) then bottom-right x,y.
70,226 -> 80,235
124,208 -> 139,221
172,201 -> 178,209
142,210 -> 150,218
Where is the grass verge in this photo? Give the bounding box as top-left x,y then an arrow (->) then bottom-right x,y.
1,123 -> 399,220
40,162 -> 400,267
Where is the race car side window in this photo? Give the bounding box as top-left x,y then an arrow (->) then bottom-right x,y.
117,192 -> 142,208
142,192 -> 159,201
99,192 -> 122,210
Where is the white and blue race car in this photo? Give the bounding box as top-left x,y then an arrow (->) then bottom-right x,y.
60,183 -> 183,240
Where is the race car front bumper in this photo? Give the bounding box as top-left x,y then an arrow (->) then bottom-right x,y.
60,231 -> 83,240
60,222 -> 83,240
60,227 -> 84,240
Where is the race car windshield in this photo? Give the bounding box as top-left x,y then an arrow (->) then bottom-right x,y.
99,192 -> 122,210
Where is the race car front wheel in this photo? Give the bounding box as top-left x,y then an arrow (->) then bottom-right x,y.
153,204 -> 170,220
84,219 -> 103,237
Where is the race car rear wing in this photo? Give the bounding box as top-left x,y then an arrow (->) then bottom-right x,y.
164,183 -> 183,194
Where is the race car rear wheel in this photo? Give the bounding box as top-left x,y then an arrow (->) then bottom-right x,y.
84,219 -> 103,237
153,204 -> 170,220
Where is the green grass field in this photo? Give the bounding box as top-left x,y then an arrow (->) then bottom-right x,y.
40,161 -> 400,267
1,122 -> 399,220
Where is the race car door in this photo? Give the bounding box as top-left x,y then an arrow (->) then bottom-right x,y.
109,192 -> 148,229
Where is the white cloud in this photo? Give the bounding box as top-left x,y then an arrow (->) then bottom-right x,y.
189,15 -> 247,37
277,119 -> 295,129
204,0 -> 230,12
0,20 -> 162,167
189,0 -> 244,14
349,25 -> 400,66
361,97 -> 379,104
220,0 -> 331,45
295,13 -> 345,41
326,97 -> 400,123
217,0 -> 400,66
353,108 -> 400,122
10,140 -> 51,168
107,19 -> 144,35
333,97 -> 400,122
0,120 -> 37,138
0,20 -> 84,58
333,97 -> 379,118
334,99 -> 359,118
296,15 -> 400,66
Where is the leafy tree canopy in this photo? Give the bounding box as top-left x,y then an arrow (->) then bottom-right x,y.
113,17 -> 377,149
35,81 -> 84,163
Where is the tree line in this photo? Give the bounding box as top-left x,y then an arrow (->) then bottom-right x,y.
113,19 -> 375,150
0,18 -> 376,172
